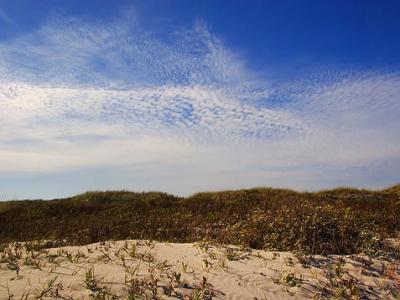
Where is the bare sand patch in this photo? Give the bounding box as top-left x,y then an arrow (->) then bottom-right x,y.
0,240 -> 399,299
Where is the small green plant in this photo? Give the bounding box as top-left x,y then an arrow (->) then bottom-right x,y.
6,259 -> 20,276
173,271 -> 181,285
294,252 -> 315,268
90,287 -> 115,300
129,243 -> 137,259
202,259 -> 212,272
85,267 -> 101,292
37,277 -> 62,299
280,270 -> 302,287
124,262 -> 141,282
226,247 -> 240,261
325,258 -> 362,299
24,256 -> 41,270
218,259 -> 229,272
192,277 -> 215,300
272,252 -> 280,260
181,260 -> 189,273
68,252 -> 75,263
126,278 -> 147,299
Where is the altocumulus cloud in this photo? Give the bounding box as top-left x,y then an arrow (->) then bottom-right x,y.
0,10 -> 399,198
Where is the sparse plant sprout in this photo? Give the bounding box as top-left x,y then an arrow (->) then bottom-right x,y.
129,243 -> 137,259
155,259 -> 170,272
226,247 -> 239,261
144,240 -> 155,248
255,252 -> 264,260
309,268 -> 319,280
5,283 -> 13,300
76,249 -> 87,260
140,251 -> 157,266
294,251 -> 315,268
218,258 -> 229,272
23,256 -> 41,270
148,273 -> 159,298
192,277 -> 215,300
66,252 -> 73,263
85,267 -> 102,292
125,262 -> 141,280
323,257 -> 365,299
181,260 -> 189,273
284,256 -> 294,267
202,259 -> 213,272
123,240 -> 129,249
19,290 -> 31,300
6,259 -> 20,276
120,254 -> 127,267
280,270 -> 302,287
71,266 -> 81,276
126,278 -> 147,299
197,240 -> 211,253
97,252 -> 112,263
49,264 -> 57,273
46,254 -> 59,264
173,271 -> 181,285
36,277 -> 61,299
334,257 -> 346,279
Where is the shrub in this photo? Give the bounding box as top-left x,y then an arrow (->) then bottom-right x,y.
0,185 -> 399,255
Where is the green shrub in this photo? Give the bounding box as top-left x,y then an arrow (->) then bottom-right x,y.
0,185 -> 399,255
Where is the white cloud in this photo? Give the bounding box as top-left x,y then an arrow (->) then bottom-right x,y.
0,11 -> 399,198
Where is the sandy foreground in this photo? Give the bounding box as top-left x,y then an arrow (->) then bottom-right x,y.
0,240 -> 399,299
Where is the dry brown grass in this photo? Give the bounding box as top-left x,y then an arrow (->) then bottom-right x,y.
0,185 -> 399,255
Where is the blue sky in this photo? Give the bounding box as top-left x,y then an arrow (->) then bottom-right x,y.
0,0 -> 399,199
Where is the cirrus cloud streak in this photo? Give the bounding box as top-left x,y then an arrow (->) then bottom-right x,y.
0,11 -> 399,198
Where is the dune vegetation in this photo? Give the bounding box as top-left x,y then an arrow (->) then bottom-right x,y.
1,185 -> 399,256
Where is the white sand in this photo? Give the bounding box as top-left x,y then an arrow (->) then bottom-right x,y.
0,240 -> 399,299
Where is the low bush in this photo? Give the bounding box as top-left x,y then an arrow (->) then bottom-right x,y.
0,185 -> 399,255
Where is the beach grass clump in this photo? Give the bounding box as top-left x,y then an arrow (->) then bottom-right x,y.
0,185 -> 399,255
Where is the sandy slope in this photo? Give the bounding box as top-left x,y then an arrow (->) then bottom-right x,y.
0,240 -> 399,299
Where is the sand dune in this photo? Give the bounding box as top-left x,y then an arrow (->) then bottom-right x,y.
1,240 -> 399,299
